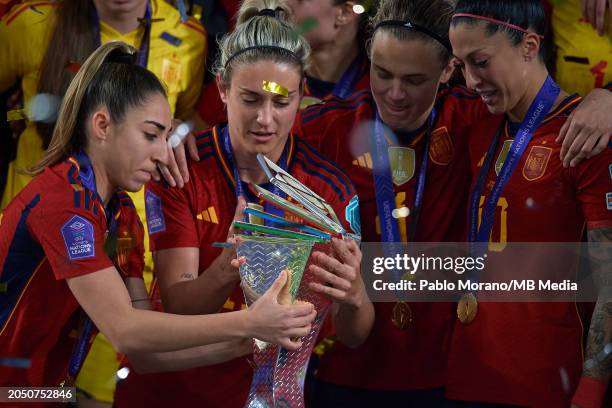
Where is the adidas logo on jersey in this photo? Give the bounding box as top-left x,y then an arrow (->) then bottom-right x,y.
352,152 -> 373,169
197,206 -> 219,224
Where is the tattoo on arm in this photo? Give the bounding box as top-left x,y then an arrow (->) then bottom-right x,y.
584,228 -> 612,382
180,273 -> 195,281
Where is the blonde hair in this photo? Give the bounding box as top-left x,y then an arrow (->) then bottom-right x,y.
214,0 -> 310,86
29,41 -> 166,175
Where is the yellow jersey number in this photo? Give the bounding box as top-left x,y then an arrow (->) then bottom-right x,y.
477,196 -> 508,252
375,192 -> 408,242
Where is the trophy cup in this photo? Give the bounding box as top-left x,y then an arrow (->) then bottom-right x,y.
234,154 -> 351,408
236,235 -> 315,349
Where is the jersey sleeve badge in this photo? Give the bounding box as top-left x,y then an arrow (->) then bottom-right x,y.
61,215 -> 95,260
145,190 -> 166,234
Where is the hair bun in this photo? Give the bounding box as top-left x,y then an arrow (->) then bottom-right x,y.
257,8 -> 276,17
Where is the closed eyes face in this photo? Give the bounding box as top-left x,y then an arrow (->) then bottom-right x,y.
369,31 -> 453,132
106,92 -> 172,192
219,60 -> 302,161
450,22 -> 530,116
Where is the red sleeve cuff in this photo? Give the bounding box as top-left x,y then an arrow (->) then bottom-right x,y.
572,376 -> 607,408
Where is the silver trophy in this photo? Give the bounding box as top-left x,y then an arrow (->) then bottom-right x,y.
235,154 -> 351,408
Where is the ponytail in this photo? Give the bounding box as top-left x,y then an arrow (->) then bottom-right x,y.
29,41 -> 166,175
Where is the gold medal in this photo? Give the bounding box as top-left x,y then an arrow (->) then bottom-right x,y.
457,293 -> 478,324
392,301 -> 412,330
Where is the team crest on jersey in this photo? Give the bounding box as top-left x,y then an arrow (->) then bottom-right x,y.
345,195 -> 361,236
61,215 -> 95,260
429,126 -> 454,165
161,57 -> 181,87
388,146 -> 415,186
495,139 -> 514,175
523,146 -> 552,181
145,191 -> 166,234
114,227 -> 137,273
606,192 -> 612,211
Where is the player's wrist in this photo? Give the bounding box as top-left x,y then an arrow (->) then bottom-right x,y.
236,309 -> 253,339
571,376 -> 607,408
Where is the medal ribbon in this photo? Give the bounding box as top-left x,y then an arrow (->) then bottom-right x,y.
370,107 -> 436,286
92,0 -> 152,68
67,151 -> 122,383
371,107 -> 435,244
221,126 -> 290,224
331,56 -> 363,99
468,75 -> 560,258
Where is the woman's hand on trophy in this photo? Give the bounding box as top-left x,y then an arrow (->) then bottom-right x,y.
308,238 -> 366,309
247,270 -> 316,351
224,338 -> 253,359
208,197 -> 247,284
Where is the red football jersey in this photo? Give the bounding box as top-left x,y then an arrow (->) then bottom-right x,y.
196,58 -> 371,127
292,88 -> 489,390
446,95 -> 612,406
0,156 -> 144,388
114,125 -> 358,408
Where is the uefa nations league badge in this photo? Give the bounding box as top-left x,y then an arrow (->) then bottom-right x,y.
61,215 -> 95,260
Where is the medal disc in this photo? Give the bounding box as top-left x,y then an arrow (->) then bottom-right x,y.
457,292 -> 478,324
392,301 -> 412,330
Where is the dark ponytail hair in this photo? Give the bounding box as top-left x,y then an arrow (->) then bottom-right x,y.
369,0 -> 454,67
452,0 -> 548,60
36,0 -> 98,149
29,42 -> 166,175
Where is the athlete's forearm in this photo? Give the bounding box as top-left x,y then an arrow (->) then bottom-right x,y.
583,228 -> 612,383
127,339 -> 251,373
109,308 -> 250,355
332,295 -> 375,348
162,268 -> 239,315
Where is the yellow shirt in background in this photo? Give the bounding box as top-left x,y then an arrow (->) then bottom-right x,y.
0,0 -> 206,210
552,0 -> 612,95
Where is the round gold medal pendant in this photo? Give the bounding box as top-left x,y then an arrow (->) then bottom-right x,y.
457,293 -> 478,324
392,301 -> 413,330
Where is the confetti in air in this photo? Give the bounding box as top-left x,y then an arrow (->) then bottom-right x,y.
0,358 -> 32,369
392,207 -> 410,219
353,4 -> 365,14
558,367 -> 570,394
292,17 -> 319,38
116,367 -> 130,380
28,93 -> 61,123
7,94 -> 61,123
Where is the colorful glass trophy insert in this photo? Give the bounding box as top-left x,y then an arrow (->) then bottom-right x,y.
234,154 -> 347,408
